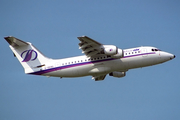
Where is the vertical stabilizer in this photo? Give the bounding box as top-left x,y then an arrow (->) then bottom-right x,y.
4,36 -> 51,74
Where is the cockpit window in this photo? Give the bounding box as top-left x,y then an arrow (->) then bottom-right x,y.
152,49 -> 161,52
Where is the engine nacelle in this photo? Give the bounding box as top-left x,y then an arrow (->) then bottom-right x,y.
103,45 -> 124,58
111,49 -> 124,58
109,72 -> 126,78
103,45 -> 118,55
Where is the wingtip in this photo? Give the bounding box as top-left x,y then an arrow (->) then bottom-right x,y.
4,36 -> 14,40
78,35 -> 87,38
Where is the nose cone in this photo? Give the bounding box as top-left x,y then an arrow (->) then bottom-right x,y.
170,55 -> 176,60
167,53 -> 175,60
159,51 -> 175,63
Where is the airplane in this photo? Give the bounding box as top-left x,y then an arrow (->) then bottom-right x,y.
4,36 -> 175,81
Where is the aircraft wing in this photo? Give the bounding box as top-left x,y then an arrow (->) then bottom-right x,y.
78,36 -> 103,57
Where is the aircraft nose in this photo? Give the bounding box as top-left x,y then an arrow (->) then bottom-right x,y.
159,51 -> 175,63
170,54 -> 175,60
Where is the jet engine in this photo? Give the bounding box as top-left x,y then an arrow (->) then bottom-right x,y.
103,45 -> 118,55
111,49 -> 124,58
103,45 -> 124,58
109,72 -> 126,78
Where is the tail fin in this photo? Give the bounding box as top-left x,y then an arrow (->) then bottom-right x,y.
4,36 -> 51,74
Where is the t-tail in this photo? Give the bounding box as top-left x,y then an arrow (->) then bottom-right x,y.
4,36 -> 51,74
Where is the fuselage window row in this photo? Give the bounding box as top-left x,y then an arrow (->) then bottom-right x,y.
125,51 -> 141,56
62,56 -> 109,66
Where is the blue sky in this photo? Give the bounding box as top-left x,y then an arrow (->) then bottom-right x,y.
0,0 -> 180,120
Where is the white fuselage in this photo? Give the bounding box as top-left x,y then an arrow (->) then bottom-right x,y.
29,46 -> 174,78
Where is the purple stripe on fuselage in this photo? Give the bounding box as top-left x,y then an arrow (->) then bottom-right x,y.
29,58 -> 114,75
29,52 -> 156,75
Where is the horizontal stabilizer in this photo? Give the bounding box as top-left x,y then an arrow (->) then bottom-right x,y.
4,36 -> 29,47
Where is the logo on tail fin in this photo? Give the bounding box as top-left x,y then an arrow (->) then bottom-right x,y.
21,49 -> 38,62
